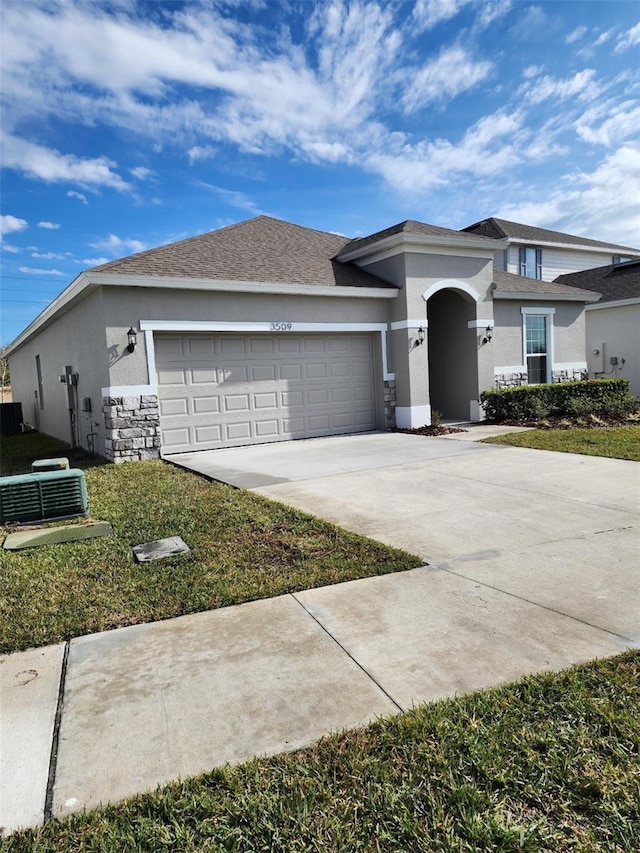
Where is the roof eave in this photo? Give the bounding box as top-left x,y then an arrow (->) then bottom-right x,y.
493,289 -> 600,302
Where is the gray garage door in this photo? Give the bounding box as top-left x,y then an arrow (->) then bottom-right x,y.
155,333 -> 377,453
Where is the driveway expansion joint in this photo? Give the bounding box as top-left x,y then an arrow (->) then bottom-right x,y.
290,592 -> 405,714
44,640 -> 69,824
437,565 -> 637,646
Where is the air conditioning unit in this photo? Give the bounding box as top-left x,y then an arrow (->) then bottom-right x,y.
0,469 -> 89,525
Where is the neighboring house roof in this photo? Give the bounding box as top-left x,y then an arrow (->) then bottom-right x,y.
91,215 -> 395,289
554,260 -> 640,304
492,269 -> 600,301
338,219 -> 498,256
463,217 -> 640,255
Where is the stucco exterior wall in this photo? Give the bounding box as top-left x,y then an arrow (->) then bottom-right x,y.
586,302 -> 640,395
493,299 -> 588,385
8,289 -> 108,449
101,286 -> 395,388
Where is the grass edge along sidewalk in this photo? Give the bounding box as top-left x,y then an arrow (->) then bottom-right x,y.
3,650 -> 639,852
0,433 -> 421,654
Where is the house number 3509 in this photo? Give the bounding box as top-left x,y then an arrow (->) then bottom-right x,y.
269,322 -> 293,331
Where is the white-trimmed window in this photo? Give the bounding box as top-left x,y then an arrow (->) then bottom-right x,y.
519,247 -> 542,279
521,308 -> 554,384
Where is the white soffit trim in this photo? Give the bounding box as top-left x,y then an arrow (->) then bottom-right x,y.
141,320 -> 395,382
509,238 -> 640,255
90,272 -> 398,300
468,319 -> 494,329
496,291 -> 598,302
586,297 -> 640,310
102,384 -> 158,396
422,279 -> 480,303
390,319 -> 427,330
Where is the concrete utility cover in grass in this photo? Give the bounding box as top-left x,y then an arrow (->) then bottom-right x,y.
3,521 -> 113,551
132,536 -> 190,562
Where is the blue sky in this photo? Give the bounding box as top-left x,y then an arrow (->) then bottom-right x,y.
1,0 -> 639,345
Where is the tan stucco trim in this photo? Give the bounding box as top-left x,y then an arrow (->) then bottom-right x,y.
337,233 -> 505,264
586,297 -> 640,311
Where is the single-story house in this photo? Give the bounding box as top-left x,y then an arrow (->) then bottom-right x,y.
7,215 -> 635,462
555,260 -> 640,396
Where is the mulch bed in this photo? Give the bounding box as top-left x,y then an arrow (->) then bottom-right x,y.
394,425 -> 468,437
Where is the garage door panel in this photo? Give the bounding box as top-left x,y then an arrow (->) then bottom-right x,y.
193,396 -> 220,414
156,333 -> 377,452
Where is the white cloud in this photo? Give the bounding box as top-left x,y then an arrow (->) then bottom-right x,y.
18,266 -> 65,275
89,234 -> 147,254
614,21 -> 640,53
522,65 -> 544,79
81,257 -> 110,266
1,243 -> 21,253
0,214 -> 28,236
187,145 -> 217,164
37,221 -> 60,229
67,190 -> 88,204
412,0 -> 474,32
576,100 -> 640,147
593,29 -> 613,47
1,133 -> 129,191
196,183 -> 262,215
130,166 -> 154,180
519,69 -> 599,105
497,146 -> 640,247
31,251 -> 69,260
566,25 -> 587,44
403,45 -> 493,113
474,1 -> 512,29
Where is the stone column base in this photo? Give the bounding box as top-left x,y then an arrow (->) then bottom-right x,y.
102,394 -> 161,463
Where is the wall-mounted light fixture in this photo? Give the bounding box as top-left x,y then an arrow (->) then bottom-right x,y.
482,325 -> 493,345
126,327 -> 138,353
416,327 -> 426,346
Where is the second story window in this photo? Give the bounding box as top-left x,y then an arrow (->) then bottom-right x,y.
519,247 -> 542,279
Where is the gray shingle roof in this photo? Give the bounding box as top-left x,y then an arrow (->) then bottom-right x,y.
338,219 -> 497,255
90,216 -> 395,289
463,217 -> 640,254
492,269 -> 598,299
554,260 -> 640,304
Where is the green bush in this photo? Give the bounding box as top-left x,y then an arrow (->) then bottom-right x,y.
480,379 -> 634,422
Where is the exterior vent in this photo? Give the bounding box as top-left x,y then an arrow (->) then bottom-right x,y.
0,469 -> 89,525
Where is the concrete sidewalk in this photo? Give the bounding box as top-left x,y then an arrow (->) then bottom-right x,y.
1,567 -> 633,835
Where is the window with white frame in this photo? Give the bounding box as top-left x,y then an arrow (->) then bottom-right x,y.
521,308 -> 554,384
519,247 -> 542,279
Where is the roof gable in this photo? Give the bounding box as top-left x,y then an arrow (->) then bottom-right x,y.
338,219 -> 497,256
492,269 -> 599,300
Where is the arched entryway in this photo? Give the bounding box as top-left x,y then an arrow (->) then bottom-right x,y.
424,283 -> 479,422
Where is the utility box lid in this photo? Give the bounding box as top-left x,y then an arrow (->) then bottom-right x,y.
32,458 -> 70,472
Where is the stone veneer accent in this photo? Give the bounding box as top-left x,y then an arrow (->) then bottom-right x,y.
383,379 -> 396,429
102,394 -> 161,463
495,368 -> 589,389
551,368 -> 589,383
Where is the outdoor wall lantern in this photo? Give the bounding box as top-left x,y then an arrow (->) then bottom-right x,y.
416,327 -> 426,346
126,327 -> 138,353
483,325 -> 493,344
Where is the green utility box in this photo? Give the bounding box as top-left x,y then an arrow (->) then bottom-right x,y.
0,469 -> 89,524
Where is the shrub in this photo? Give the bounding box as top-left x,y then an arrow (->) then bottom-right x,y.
480,379 -> 634,422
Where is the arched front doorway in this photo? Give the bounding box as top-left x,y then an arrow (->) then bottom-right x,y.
425,287 -> 479,422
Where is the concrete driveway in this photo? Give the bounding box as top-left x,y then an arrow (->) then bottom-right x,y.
169,431 -> 640,641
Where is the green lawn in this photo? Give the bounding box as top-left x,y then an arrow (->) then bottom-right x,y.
4,651 -> 639,853
483,424 -> 640,461
0,433 -> 421,653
